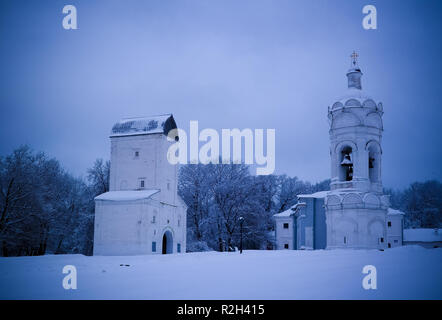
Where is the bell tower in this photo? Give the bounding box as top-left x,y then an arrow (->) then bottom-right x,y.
328,51 -> 383,194
324,52 -> 390,249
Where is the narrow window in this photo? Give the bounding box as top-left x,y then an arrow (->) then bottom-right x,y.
369,157 -> 374,169
388,243 -> 391,248
152,216 -> 156,223
135,151 -> 139,157
177,243 -> 181,253
152,242 -> 156,252
380,237 -> 384,243
388,221 -> 392,227
284,244 -> 289,249
369,156 -> 376,182
140,180 -> 145,188
167,182 -> 170,190
344,236 -> 347,244
283,223 -> 289,229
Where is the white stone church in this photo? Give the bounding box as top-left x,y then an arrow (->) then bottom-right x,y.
275,53 -> 404,250
93,114 -> 187,255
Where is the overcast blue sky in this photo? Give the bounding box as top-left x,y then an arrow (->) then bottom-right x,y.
0,0 -> 441,188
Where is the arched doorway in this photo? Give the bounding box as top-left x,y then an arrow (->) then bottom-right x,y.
162,230 -> 173,254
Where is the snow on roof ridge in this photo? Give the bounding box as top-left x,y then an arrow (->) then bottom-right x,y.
297,190 -> 329,199
273,208 -> 294,218
95,189 -> 160,201
388,208 -> 405,215
120,113 -> 172,122
403,228 -> 442,242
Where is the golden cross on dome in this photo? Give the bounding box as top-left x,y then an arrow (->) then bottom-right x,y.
350,51 -> 359,66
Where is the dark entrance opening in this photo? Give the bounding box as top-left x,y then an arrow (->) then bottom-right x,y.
162,230 -> 173,254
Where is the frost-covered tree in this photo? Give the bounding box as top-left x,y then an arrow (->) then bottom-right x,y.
0,147 -> 100,257
209,163 -> 258,251
179,163 -> 268,251
87,158 -> 110,196
402,180 -> 442,228
178,163 -> 212,250
277,175 -> 308,212
178,163 -> 330,252
0,146 -> 46,256
387,180 -> 442,228
275,176 -> 329,213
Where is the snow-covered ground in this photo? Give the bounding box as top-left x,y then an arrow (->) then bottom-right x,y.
0,246 -> 441,300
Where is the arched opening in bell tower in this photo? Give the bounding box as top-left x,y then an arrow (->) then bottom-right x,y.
367,143 -> 381,183
339,146 -> 353,182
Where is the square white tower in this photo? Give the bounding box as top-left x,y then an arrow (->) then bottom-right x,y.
93,114 -> 187,255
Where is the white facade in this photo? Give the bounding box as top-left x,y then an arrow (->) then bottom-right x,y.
386,209 -> 404,248
324,55 -> 403,249
94,114 -> 187,256
273,211 -> 294,250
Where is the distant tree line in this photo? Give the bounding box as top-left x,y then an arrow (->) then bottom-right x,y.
386,180 -> 442,229
0,146 -> 440,256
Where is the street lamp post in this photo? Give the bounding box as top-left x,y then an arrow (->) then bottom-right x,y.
239,217 -> 244,254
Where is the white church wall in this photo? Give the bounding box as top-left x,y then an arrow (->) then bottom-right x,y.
94,197 -> 186,255
94,200 -> 155,255
109,133 -> 178,205
325,208 -> 387,249
152,196 -> 187,254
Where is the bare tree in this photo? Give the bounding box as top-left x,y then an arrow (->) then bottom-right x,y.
87,158 -> 110,196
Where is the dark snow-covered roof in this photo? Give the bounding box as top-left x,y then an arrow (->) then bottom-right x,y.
110,114 -> 177,137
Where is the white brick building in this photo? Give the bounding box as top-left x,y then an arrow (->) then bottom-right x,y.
93,114 -> 187,255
